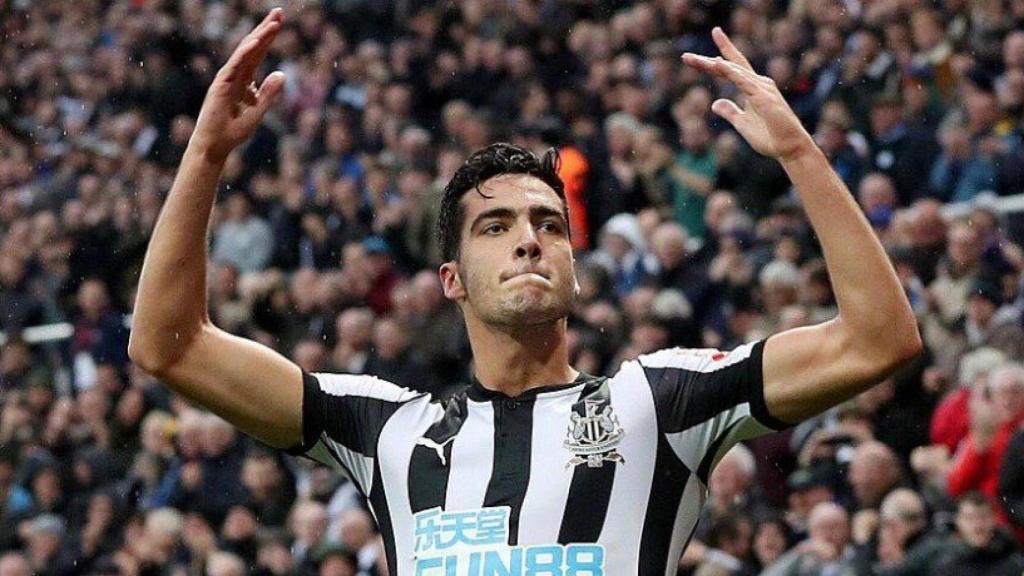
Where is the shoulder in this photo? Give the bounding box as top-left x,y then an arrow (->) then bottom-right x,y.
307,371 -> 427,405
635,342 -> 761,372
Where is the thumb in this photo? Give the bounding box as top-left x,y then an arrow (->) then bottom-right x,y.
255,71 -> 286,115
711,98 -> 743,125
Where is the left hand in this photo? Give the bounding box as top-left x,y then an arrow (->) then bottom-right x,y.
682,28 -> 815,162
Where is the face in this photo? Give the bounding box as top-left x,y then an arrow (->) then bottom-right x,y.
441,175 -> 576,328
809,507 -> 849,552
990,372 -> 1024,422
967,296 -> 997,327
709,456 -> 749,504
957,501 -> 995,548
753,523 -> 787,566
948,224 -> 981,269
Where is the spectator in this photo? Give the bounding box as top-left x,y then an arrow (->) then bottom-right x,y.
0,552 -> 28,576
948,363 -> 1024,507
849,441 -> 904,512
669,116 -> 717,241
761,502 -> 855,576
933,492 -> 1024,575
212,193 -> 274,274
856,488 -> 945,574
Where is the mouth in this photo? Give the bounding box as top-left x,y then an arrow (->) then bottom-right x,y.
502,270 -> 551,284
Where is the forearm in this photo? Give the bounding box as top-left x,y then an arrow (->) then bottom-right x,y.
129,144 -> 224,371
947,440 -> 988,496
780,144 -> 920,357
669,164 -> 714,196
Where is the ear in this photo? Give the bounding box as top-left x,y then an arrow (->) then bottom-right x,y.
439,262 -> 466,301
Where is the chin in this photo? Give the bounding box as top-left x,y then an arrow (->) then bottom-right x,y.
487,294 -> 573,326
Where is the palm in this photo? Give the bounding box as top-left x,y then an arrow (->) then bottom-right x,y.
192,9 -> 286,161
732,107 -> 776,157
683,28 -> 814,162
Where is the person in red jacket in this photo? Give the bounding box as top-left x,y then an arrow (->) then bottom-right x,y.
948,363 -> 1024,526
930,347 -> 1007,453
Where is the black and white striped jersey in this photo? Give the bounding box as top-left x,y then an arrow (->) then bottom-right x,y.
288,339 -> 787,576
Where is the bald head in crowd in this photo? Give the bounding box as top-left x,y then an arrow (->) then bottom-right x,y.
206,551 -> 246,576
879,488 -> 928,543
0,553 -> 28,576
808,502 -> 850,555
849,441 -> 903,509
709,444 -> 757,509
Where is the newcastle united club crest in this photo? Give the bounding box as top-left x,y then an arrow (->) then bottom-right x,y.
564,398 -> 625,468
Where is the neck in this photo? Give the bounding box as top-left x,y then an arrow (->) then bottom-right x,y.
465,314 -> 578,397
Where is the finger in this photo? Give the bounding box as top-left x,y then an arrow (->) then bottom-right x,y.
220,9 -> 284,81
711,98 -> 744,125
682,54 -> 760,95
255,71 -> 286,116
712,26 -> 754,71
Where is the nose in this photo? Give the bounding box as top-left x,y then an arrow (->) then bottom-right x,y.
514,226 -> 541,260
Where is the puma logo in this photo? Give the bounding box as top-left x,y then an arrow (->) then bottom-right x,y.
415,436 -> 456,466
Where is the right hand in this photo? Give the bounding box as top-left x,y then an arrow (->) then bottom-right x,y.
191,9 -> 286,161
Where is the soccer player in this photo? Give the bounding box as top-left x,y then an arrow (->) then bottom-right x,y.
129,9 -> 922,576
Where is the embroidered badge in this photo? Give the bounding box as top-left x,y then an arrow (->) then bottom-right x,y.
564,399 -> 626,468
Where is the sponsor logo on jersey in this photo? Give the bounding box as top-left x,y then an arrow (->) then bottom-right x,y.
413,507 -> 605,575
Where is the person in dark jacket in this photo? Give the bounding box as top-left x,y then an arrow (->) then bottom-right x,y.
932,492 -> 1024,576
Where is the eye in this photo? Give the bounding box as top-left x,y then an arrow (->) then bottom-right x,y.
482,223 -> 507,235
539,220 -> 564,234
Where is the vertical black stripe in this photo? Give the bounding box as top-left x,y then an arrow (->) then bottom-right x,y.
637,435 -> 692,575
482,397 -> 535,546
558,378 -> 618,544
407,394 -> 469,513
368,459 -> 397,573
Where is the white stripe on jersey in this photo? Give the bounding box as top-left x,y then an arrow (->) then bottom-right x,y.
664,403 -> 772,474
598,360 -> 660,575
516,385 -> 585,545
443,399 -> 495,511
312,439 -> 375,494
316,372 -> 419,402
376,397 -> 442,573
304,372 -> 420,494
664,475 -> 707,576
638,340 -> 758,373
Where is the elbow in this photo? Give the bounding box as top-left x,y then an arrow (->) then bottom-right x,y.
872,320 -> 924,377
128,324 -> 205,376
891,314 -> 924,366
127,333 -> 169,376
844,314 -> 923,381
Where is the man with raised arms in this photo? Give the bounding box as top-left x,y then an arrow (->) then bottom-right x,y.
129,9 -> 921,575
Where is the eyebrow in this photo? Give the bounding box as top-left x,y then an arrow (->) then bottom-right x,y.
469,205 -> 567,233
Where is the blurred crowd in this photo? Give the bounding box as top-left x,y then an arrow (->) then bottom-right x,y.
3,0 -> 1024,575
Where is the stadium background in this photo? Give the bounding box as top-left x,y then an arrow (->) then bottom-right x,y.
3,0 -> 1024,574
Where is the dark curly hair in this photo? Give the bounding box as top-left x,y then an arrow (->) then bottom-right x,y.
437,143 -> 568,262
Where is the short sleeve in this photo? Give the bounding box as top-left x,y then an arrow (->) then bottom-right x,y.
638,340 -> 789,482
286,371 -> 423,493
